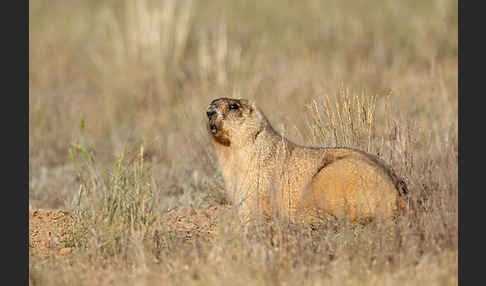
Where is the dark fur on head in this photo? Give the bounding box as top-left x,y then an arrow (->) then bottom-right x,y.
206,98 -> 264,146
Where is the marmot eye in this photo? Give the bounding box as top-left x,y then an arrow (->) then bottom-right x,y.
229,103 -> 239,110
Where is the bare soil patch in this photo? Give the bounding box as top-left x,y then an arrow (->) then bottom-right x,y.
160,205 -> 231,242
29,209 -> 75,258
29,205 -> 232,258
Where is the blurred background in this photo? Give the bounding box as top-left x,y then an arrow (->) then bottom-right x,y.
29,0 -> 457,212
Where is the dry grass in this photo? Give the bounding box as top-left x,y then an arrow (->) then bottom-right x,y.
29,0 -> 457,285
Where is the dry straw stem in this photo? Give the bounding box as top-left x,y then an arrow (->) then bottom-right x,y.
308,84 -> 380,152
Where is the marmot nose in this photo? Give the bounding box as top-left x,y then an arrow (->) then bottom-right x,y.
206,110 -> 216,119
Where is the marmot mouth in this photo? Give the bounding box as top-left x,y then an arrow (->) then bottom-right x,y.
207,121 -> 230,146
207,121 -> 218,134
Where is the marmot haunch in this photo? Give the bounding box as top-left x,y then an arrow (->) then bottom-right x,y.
206,98 -> 408,223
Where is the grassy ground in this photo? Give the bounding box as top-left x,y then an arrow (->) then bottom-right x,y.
29,0 -> 458,285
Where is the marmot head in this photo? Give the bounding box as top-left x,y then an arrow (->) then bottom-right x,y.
206,98 -> 267,146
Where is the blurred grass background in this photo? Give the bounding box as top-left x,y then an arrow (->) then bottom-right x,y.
29,0 -> 457,284
29,0 -> 457,211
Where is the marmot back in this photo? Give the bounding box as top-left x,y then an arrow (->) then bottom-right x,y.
206,98 -> 407,223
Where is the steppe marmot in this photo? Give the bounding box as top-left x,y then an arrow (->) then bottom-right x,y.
206,98 -> 408,223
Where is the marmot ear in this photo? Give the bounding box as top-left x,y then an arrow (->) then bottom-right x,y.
239,99 -> 255,113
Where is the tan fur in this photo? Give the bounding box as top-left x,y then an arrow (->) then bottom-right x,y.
206,98 -> 408,223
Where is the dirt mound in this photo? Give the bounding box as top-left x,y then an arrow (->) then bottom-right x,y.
29,209 -> 75,258
161,205 -> 231,242
29,205 -> 232,258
